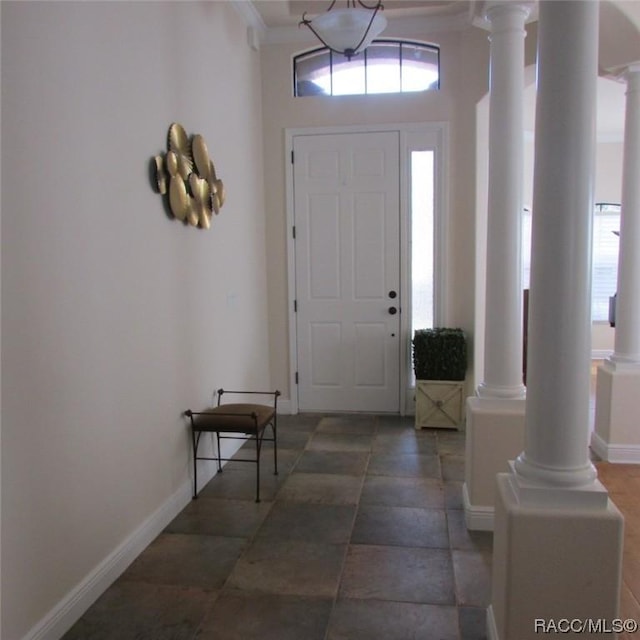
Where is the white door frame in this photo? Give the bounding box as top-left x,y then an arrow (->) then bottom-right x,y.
285,122 -> 449,415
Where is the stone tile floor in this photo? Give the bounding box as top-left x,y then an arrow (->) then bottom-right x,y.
595,462 -> 640,640
63,414 -> 492,640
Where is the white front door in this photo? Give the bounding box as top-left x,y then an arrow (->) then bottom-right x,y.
293,131 -> 401,412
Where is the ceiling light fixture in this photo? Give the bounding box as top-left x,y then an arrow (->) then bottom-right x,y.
299,0 -> 387,60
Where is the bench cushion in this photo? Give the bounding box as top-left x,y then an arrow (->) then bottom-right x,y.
190,403 -> 275,434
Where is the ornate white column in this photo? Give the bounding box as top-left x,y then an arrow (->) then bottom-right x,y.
465,1 -> 529,531
490,3 -> 623,637
478,1 -> 529,401
513,0 -> 597,488
613,66 -> 640,363
593,64 -> 640,461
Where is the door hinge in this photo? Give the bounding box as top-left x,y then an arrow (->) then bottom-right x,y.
295,371 -> 299,384
294,299 -> 297,312
291,150 -> 294,164
292,225 -> 296,239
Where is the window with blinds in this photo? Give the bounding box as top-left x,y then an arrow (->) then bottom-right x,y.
592,204 -> 621,322
522,204 -> 621,322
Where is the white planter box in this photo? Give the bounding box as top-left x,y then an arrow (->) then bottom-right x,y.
415,380 -> 465,430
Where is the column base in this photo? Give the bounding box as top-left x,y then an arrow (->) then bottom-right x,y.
592,360 -> 640,462
490,472 -> 623,640
464,396 -> 525,531
477,382 -> 526,399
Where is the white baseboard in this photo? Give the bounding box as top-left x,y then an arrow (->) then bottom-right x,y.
277,397 -> 294,415
462,482 -> 495,531
22,479 -> 194,640
22,453 -> 231,640
591,431 -> 640,464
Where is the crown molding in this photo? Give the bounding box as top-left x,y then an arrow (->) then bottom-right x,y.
230,0 -> 267,35
386,11 -> 474,36
234,1 -> 476,48
264,12 -> 474,46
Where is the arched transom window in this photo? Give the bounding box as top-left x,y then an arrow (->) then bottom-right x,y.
294,40 -> 440,97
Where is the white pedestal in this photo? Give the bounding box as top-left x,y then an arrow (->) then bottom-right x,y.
593,361 -> 640,462
464,397 -> 525,531
415,380 -> 465,430
488,472 -> 624,640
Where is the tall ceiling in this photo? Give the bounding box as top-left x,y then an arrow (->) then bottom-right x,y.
251,0 -> 640,35
253,0 -> 475,29
249,0 -> 639,140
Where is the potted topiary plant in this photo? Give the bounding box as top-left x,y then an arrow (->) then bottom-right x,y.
412,327 -> 468,429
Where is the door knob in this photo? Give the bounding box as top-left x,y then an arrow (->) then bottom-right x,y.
388,306 -> 398,315
388,290 -> 397,299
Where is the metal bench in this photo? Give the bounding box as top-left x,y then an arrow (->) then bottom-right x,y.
185,389 -> 280,502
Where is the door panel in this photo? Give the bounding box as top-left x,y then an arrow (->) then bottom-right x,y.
354,322 -> 388,386
354,195 -> 385,299
294,131 -> 400,412
310,322 -> 341,385
308,196 -> 341,299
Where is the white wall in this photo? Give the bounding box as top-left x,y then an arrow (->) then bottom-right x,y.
524,138 -> 623,208
260,26 -> 491,400
595,141 -> 624,203
1,2 -> 269,638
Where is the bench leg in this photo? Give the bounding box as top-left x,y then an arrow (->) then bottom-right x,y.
255,430 -> 262,503
272,418 -> 278,476
215,432 -> 223,472
192,430 -> 201,499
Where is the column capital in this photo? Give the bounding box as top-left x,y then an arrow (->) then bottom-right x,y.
485,1 -> 532,22
603,61 -> 640,82
475,1 -> 534,31
626,63 -> 640,90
